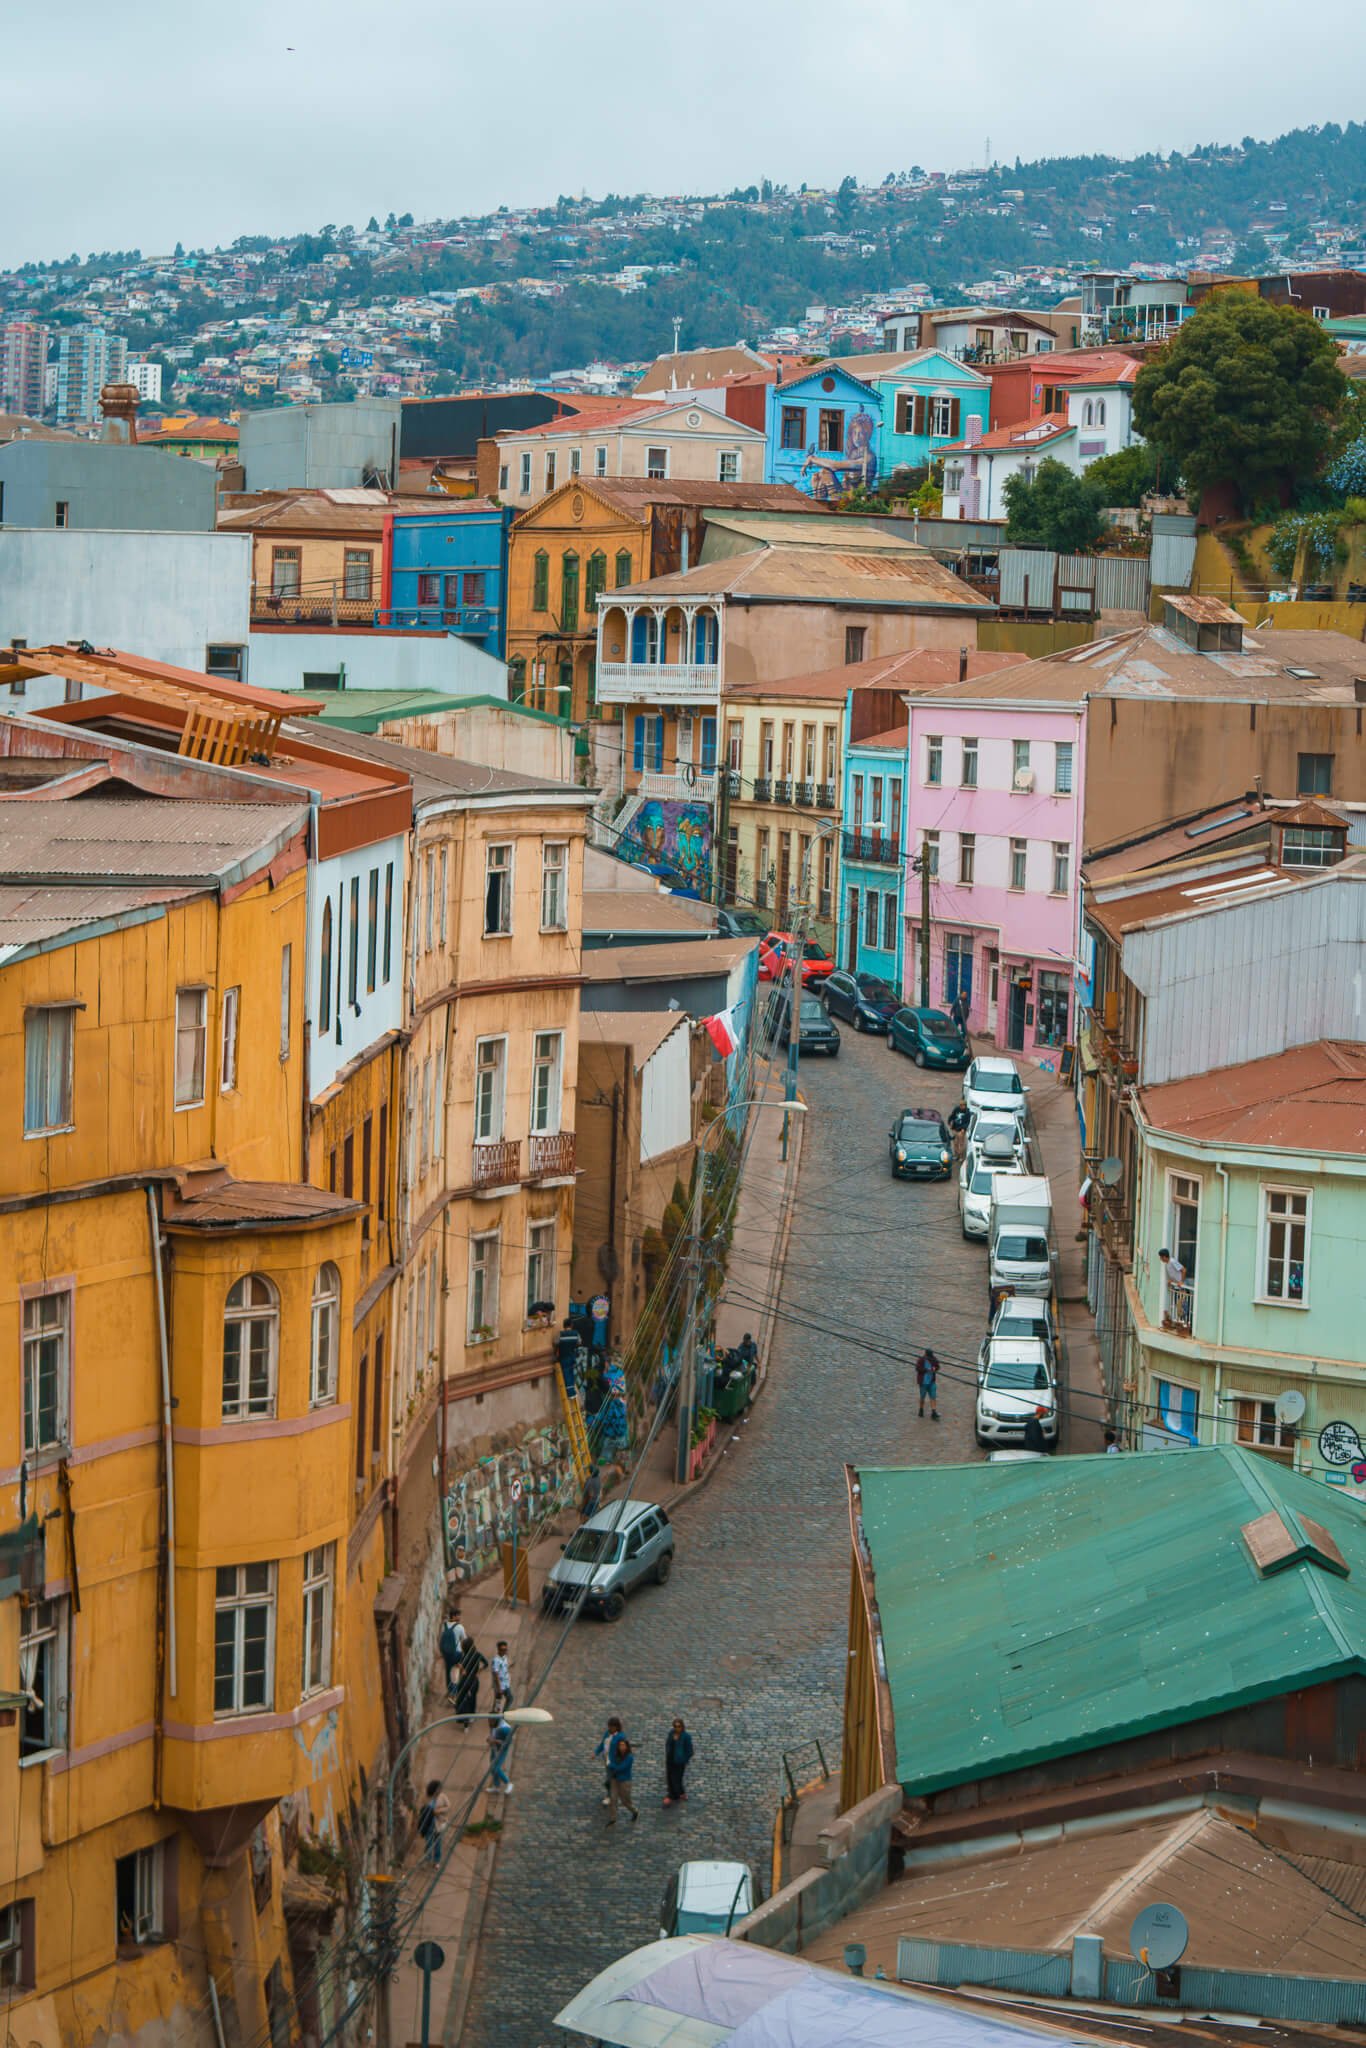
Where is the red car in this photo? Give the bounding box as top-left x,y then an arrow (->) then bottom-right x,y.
757,931 -> 834,986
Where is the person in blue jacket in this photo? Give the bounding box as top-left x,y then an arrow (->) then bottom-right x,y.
664,1717 -> 694,1806
594,1716 -> 637,1825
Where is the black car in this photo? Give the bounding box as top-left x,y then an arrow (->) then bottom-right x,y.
888,1107 -> 953,1180
714,906 -> 770,939
821,970 -> 899,1033
764,987 -> 841,1056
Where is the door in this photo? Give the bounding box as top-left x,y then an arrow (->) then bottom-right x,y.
944,932 -> 973,1008
1007,976 -> 1028,1052
986,949 -> 1000,1034
846,889 -> 860,972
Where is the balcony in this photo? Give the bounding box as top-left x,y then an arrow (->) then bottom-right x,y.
794,780 -> 814,807
726,769 -> 743,799
751,776 -> 773,802
817,782 -> 836,808
774,779 -> 793,805
528,1131 -> 577,1182
637,770 -> 718,804
596,660 -> 719,706
472,1138 -> 521,1195
842,829 -> 900,867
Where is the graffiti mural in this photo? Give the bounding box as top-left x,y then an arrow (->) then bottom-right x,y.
619,799 -> 713,895
443,1422 -> 578,1584
800,405 -> 879,500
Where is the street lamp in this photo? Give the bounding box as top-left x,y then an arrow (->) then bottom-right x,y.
384,1707 -> 553,1845
675,1094 -> 808,1482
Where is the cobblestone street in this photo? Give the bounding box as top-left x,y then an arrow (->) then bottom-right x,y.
461,1030 -> 1007,2045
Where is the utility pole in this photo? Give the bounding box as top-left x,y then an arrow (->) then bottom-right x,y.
919,835 -> 931,1008
713,752 -> 731,906
674,1153 -> 706,1485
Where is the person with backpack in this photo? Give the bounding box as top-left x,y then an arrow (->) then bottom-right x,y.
915,1349 -> 940,1421
594,1716 -> 637,1825
488,1715 -> 514,1793
415,1779 -> 449,1866
438,1606 -> 466,1703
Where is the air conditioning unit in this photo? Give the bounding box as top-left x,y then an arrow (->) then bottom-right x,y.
1013,768 -> 1035,792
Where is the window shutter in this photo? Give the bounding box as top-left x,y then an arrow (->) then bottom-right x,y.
913,396 -> 927,436
653,720 -> 665,772
949,399 -> 961,437
632,717 -> 645,772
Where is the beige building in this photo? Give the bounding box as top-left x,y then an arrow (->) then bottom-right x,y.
218,488 -> 427,624
490,398 -> 769,512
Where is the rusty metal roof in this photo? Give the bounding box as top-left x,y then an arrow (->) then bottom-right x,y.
1139,1038 -> 1366,1153
1165,593 -> 1247,625
0,880 -> 202,950
608,542 -> 992,612
579,1008 -> 691,1069
0,797 -> 306,885
162,1179 -> 361,1230
726,646 -> 1022,702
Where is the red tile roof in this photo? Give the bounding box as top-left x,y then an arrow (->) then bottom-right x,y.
939,419 -> 1076,456
499,399 -> 674,440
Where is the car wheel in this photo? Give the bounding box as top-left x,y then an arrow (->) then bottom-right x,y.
852,1010 -> 862,1032
886,1031 -> 897,1052
655,1551 -> 674,1585
914,1048 -> 926,1067
602,1590 -> 626,1622
828,1043 -> 840,1056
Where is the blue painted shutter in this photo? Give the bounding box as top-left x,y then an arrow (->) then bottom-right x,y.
632,716 -> 645,772
700,718 -> 717,772
653,719 -> 665,772
631,613 -> 647,662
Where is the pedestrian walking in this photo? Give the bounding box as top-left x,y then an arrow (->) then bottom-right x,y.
490,1639 -> 512,1712
1022,1408 -> 1048,1454
1104,1428 -> 1122,1454
415,1780 -> 449,1866
438,1605 -> 466,1701
453,1637 -> 488,1724
594,1716 -> 637,1825
664,1718 -> 694,1807
948,1101 -> 970,1161
915,1349 -> 941,1421
488,1715 -> 514,1793
951,988 -> 971,1033
579,1464 -> 602,1522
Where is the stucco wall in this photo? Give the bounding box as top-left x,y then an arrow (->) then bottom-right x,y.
0,527 -> 250,673
248,626 -> 507,698
0,439 -> 218,531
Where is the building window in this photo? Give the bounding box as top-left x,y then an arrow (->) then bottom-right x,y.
220,986 -> 240,1091
271,547 -> 300,597
474,1038 -> 507,1142
531,1030 -> 563,1134
1281,827 -> 1340,869
469,1231 -> 500,1338
1054,740 -> 1073,794
930,395 -> 955,436
213,1562 -> 275,1717
595,446 -> 608,476
519,452 -> 532,495
943,465 -> 963,495
545,452 -> 556,491
417,572 -> 440,606
383,862 -> 394,982
960,737 -> 978,788
22,1290 -> 70,1457
1234,1395 -> 1297,1459
0,1901 -> 33,1992
174,987 -> 208,1108
540,842 -> 567,931
205,644 -> 245,682
279,943 -> 292,1059
19,1596 -> 66,1756
24,1005 -> 74,1135
1154,1378 -> 1199,1444
526,1218 -> 556,1315
817,410 -> 844,453
531,549 -> 550,611
309,1264 -> 340,1408
438,845 -> 449,947
631,713 -> 665,772
863,891 -> 879,946
1260,1186 -> 1309,1304
560,550 -> 579,631
1010,838 -> 1027,890
958,833 -> 975,886
718,451 -> 740,482
343,550 -> 372,601
780,406 -> 806,449
461,570 -> 487,609
882,892 -> 897,952
844,626 -> 866,664
301,1544 -> 335,1695
646,446 -> 669,479
484,843 -> 512,935
498,464 -> 509,493
366,868 -> 379,991
1036,969 -> 1069,1047
925,735 -> 942,786
53,500 -> 70,528
115,1844 -> 165,1948
1297,752 -> 1333,795
1051,842 -> 1070,894
569,448 -> 581,479
615,548 -> 634,587
222,1275 -> 278,1421
923,830 -> 939,877
583,550 -> 607,612
319,900 -> 333,1033
1013,738 -> 1031,782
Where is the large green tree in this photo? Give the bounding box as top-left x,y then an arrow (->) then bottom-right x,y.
1002,459 -> 1104,552
1133,296 -> 1346,511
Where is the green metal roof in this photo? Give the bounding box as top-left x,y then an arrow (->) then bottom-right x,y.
280,688 -> 568,734
856,1447 -> 1366,1797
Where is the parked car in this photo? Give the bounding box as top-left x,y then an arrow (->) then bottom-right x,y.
542,1499 -> 673,1620
757,932 -> 834,985
889,1107 -> 952,1180
660,1861 -> 757,1939
886,1006 -> 970,1069
763,986 -> 840,1056
966,1112 -> 1029,1172
714,906 -> 769,939
959,1147 -> 1024,1240
963,1055 -> 1028,1117
821,969 -> 898,1033
974,1339 -> 1058,1449
986,1293 -> 1058,1376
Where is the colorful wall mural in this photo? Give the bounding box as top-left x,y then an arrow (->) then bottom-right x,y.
765,366 -> 881,500
619,797 -> 713,895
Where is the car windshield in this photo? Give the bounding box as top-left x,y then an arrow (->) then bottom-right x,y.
970,1167 -> 996,1194
923,1014 -> 962,1040
975,1069 -> 1022,1095
802,941 -> 828,962
562,1528 -> 624,1565
799,997 -> 826,1023
857,978 -> 896,1003
731,912 -> 767,933
898,1120 -> 942,1150
985,1357 -> 1050,1391
997,1233 -> 1049,1263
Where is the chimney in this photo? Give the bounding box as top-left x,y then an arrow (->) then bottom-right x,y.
1354,678 -> 1366,705
958,646 -> 969,681
98,382 -> 139,444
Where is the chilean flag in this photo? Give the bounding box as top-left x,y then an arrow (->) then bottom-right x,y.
703,1005 -> 740,1058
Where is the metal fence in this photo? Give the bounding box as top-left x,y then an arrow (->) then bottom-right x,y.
994,550 -> 1152,616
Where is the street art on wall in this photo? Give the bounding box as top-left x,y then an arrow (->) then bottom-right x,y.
620,798 -> 713,895
443,1423 -> 577,1582
800,405 -> 879,499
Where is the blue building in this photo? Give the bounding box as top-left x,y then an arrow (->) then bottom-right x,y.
764,364 -> 881,500
836,706 -> 908,991
828,348 -> 990,484
383,502 -> 512,659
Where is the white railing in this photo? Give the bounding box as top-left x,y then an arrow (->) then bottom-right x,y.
596,661 -> 720,705
637,770 -> 718,803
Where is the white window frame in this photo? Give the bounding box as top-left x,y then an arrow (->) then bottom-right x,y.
22,1288 -> 71,1457
526,1218 -> 556,1316
958,833 -> 975,886
1051,841 -> 1070,895
474,1036 -> 508,1143
595,445 -> 608,477
309,1264 -> 340,1408
24,1005 -> 75,1135
1230,1390 -> 1297,1457
1054,740 -> 1073,794
1009,838 -> 1027,891
220,986 -> 240,1092
468,1230 -> 500,1339
213,1562 -> 276,1718
645,446 -> 669,480
19,1594 -> 67,1758
717,450 -> 740,482
960,737 -> 978,789
118,1841 -> 165,1947
540,841 -> 568,932
929,394 -> 954,436
1258,1184 -> 1311,1307
925,735 -> 942,786
484,843 -> 513,937
519,451 -> 532,495
301,1544 -> 335,1696
222,1275 -> 279,1422
530,1030 -> 564,1136
569,448 -> 581,478
1013,738 -> 1031,780
174,986 -> 208,1109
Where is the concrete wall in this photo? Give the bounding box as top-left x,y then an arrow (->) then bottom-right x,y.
378,704 -> 575,783
735,1783 -> 902,1954
722,603 -> 979,687
0,527 -> 251,678
0,439 -> 218,531
240,400 -> 403,492
247,626 -> 507,698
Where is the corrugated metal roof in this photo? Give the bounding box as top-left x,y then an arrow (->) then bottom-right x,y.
856,1446 -> 1366,1798
1139,1038 -> 1366,1153
609,543 -> 991,612
579,1008 -> 691,1069
163,1179 -> 361,1229
0,880 -> 201,949
0,797 -> 305,881
582,891 -> 716,936
581,937 -> 754,981
290,724 -> 582,805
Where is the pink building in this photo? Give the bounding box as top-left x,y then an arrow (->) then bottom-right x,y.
902,682 -> 1085,1067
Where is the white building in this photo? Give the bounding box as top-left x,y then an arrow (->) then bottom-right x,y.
127,357 -> 163,404
941,364 -> 1140,520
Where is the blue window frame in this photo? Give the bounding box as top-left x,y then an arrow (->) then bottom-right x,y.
632,715 -> 665,773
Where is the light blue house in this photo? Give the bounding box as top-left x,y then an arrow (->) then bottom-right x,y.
828,348 -> 991,482
835,706 -> 908,990
764,364 -> 881,501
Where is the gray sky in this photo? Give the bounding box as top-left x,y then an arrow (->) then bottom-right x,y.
6,0 -> 1365,270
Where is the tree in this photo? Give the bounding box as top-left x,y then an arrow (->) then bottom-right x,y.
1002,459 -> 1104,551
367,215 -> 380,232
1082,441 -> 1160,506
1133,296 -> 1347,512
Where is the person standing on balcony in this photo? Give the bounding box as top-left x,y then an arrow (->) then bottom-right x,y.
1159,1247 -> 1187,1329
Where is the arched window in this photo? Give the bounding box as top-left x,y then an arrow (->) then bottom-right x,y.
560,550 -> 580,632
508,655 -> 527,702
1095,399 -> 1106,427
1083,400 -> 1093,426
614,549 -> 634,589
319,899 -> 332,1034
310,1263 -> 340,1408
223,1275 -> 278,1421
532,550 -> 549,611
585,550 -> 607,609
693,609 -> 719,664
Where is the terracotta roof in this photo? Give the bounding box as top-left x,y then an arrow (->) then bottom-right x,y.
284,724 -> 584,807
1139,1039 -> 1366,1154
496,399 -> 677,441
139,417 -> 238,444
939,418 -> 1076,456
162,1177 -> 362,1230
579,1008 -> 692,1068
218,490 -> 434,534
851,723 -> 909,750
1166,593 -> 1245,625
726,645 -> 1023,702
608,543 -> 991,613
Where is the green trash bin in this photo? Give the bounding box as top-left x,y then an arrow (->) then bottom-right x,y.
712,1354 -> 754,1421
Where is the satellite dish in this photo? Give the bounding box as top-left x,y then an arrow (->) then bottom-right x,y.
1130,1903 -> 1189,1971
1099,1156 -> 1123,1186
1274,1389 -> 1306,1425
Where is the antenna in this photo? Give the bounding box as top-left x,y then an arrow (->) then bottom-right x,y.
1099,1157 -> 1123,1186
1130,1903 -> 1189,1974
671,316 -> 683,355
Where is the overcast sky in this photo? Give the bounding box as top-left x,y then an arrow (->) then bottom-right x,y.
6,0 -> 1365,270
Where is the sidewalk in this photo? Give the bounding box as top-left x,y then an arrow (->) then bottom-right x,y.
1025,1059 -> 1107,1452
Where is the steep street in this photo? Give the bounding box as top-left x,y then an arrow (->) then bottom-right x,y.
461,1028 -> 999,2044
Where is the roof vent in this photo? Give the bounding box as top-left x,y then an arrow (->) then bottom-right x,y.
1241,1508 -> 1349,1580
1161,594 -> 1245,654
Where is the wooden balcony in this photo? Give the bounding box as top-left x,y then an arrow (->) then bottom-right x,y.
528,1131 -> 576,1182
472,1138 -> 521,1195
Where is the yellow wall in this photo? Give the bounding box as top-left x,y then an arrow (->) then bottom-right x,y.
507,488 -> 647,722
248,528 -> 382,610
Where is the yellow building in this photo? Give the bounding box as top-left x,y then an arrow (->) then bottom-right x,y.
218,488 -> 428,625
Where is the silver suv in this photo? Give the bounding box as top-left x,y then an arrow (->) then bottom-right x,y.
542,1498 -> 674,1621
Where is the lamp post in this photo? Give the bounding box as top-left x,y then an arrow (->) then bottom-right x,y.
384,1707 -> 553,1847
674,1095 -> 808,1484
